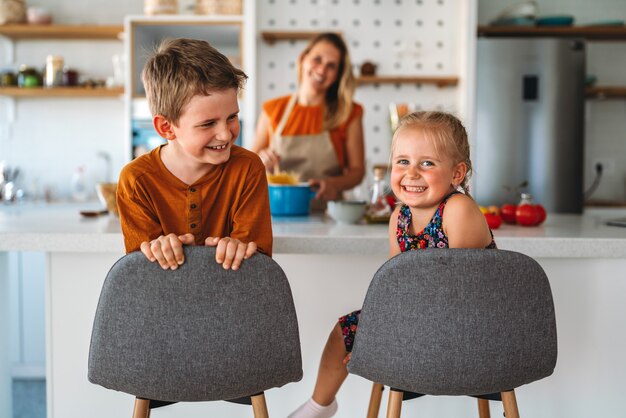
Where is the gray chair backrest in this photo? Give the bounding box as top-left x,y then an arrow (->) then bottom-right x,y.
88,246 -> 303,402
348,249 -> 557,396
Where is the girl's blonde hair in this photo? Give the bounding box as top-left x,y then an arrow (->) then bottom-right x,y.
391,111 -> 474,197
297,33 -> 356,129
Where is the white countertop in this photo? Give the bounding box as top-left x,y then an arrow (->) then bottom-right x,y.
1,202 -> 625,258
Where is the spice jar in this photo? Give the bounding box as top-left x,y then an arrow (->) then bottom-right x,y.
63,68 -> 79,86
44,55 -> 64,87
17,65 -> 41,88
1,70 -> 17,86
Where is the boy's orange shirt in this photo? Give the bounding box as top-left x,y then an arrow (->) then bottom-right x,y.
117,144 -> 273,256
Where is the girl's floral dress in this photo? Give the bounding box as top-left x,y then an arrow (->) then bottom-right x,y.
338,192 -> 496,352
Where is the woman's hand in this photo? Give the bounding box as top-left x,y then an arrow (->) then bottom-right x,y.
205,236 -> 258,270
140,233 -> 195,270
257,147 -> 281,173
309,177 -> 341,201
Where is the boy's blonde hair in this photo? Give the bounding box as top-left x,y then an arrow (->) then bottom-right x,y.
391,111 -> 473,197
142,38 -> 247,126
297,32 -> 356,130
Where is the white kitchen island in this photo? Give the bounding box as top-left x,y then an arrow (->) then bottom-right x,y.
1,203 -> 625,418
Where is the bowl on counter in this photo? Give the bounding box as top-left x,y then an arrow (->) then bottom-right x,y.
327,200 -> 367,224
268,183 -> 315,216
96,182 -> 119,217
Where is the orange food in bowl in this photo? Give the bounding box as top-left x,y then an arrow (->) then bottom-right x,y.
267,171 -> 299,185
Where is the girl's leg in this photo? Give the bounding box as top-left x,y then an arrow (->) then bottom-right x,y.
288,323 -> 347,418
311,322 -> 349,405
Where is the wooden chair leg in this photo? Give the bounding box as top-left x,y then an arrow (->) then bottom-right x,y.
251,393 -> 270,418
501,390 -> 520,418
477,398 -> 491,418
367,383 -> 385,418
386,390 -> 403,418
132,398 -> 150,418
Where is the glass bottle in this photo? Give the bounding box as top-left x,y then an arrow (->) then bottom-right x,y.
366,165 -> 392,222
71,166 -> 88,202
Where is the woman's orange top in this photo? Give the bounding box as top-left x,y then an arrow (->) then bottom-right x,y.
263,95 -> 364,168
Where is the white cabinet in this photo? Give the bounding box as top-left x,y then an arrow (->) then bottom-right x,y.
124,12 -> 256,158
7,251 -> 46,378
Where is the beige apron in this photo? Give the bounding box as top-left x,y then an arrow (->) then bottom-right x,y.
272,94 -> 343,182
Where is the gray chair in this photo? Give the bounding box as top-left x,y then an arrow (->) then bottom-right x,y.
88,246 -> 303,417
348,249 -> 557,418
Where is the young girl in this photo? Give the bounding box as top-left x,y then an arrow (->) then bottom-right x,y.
288,111 -> 496,418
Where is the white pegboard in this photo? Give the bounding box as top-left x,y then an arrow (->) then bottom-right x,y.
256,0 -> 471,166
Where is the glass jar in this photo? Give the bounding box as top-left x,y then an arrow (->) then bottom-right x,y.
63,67 -> 79,86
365,165 -> 393,223
44,55 -> 64,87
17,65 -> 42,88
0,70 -> 17,86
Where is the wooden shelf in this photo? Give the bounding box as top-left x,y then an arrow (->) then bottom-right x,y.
357,76 -> 458,88
586,86 -> 626,99
261,30 -> 340,44
0,24 -> 123,40
477,25 -> 626,40
0,86 -> 124,98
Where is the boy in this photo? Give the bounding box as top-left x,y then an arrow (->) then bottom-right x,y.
117,38 -> 272,270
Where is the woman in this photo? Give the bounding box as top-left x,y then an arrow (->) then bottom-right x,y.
252,32 -> 365,203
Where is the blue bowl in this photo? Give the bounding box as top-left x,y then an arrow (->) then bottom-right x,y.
268,184 -> 315,216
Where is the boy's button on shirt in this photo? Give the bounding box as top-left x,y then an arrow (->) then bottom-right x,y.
188,186 -> 201,232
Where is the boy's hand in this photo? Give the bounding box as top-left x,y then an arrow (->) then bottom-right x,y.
140,233 -> 195,270
205,236 -> 257,270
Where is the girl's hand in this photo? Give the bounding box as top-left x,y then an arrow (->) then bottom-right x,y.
309,178 -> 341,201
257,148 -> 280,173
205,237 -> 258,270
342,352 -> 352,365
140,233 -> 195,270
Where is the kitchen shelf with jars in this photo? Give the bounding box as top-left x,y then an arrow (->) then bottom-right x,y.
0,23 -> 125,98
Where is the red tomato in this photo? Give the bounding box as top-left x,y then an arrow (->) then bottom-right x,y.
501,204 -> 517,224
385,194 -> 397,208
484,213 -> 503,229
515,204 -> 540,226
536,204 -> 547,225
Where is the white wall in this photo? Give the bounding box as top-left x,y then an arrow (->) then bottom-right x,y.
478,0 -> 626,202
